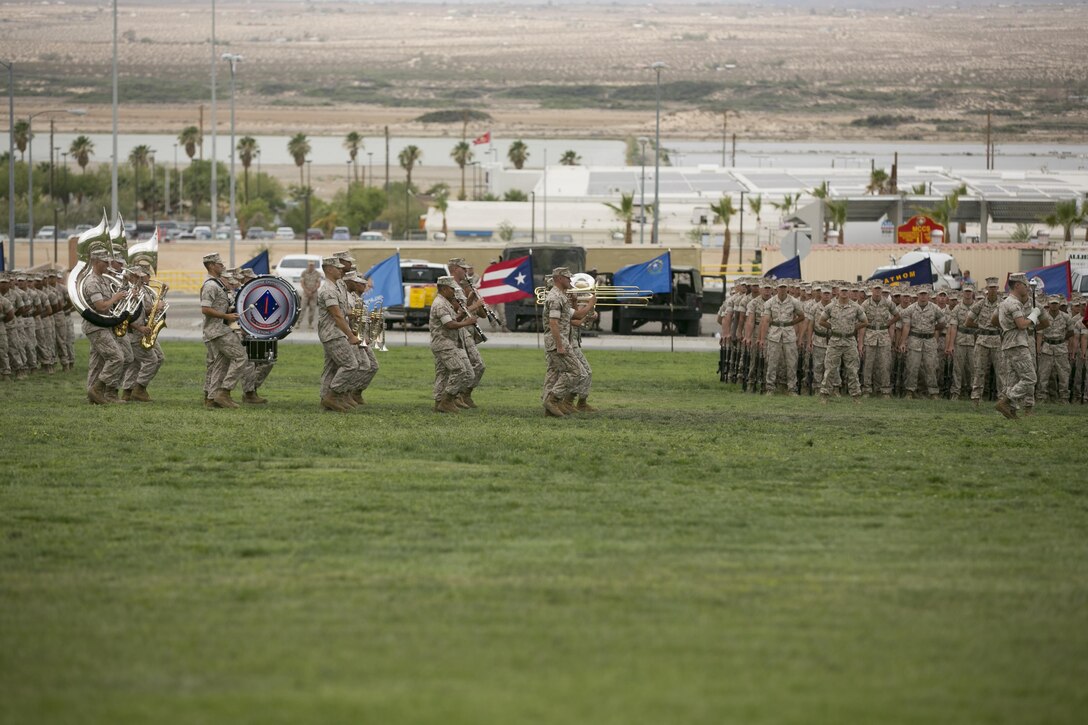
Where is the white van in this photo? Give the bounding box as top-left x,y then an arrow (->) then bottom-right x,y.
274,253 -> 324,291
275,226 -> 296,240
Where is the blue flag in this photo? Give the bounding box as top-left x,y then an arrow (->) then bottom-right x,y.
242,249 -> 270,276
613,252 -> 672,294
363,252 -> 404,307
764,256 -> 801,281
867,257 -> 934,287
1023,260 -> 1072,299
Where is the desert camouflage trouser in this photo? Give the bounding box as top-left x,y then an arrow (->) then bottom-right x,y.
356,344 -> 379,391
811,341 -> 828,393
572,346 -> 592,398
1001,345 -> 1037,410
820,341 -> 861,397
862,331 -> 893,395
206,333 -> 248,392
0,325 -> 9,375
464,338 -> 486,389
86,328 -> 126,389
36,315 -> 56,366
432,345 -> 473,400
764,338 -> 798,391
972,343 -> 1002,400
904,336 -> 939,394
6,322 -> 25,372
544,349 -> 586,401
122,338 -> 165,389
951,340 -> 975,399
1036,344 -> 1070,402
321,337 -> 363,397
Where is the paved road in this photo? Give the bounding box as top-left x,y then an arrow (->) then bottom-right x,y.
142,295 -> 721,353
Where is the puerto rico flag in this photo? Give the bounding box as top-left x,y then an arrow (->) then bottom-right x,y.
472,131 -> 491,146
478,255 -> 534,304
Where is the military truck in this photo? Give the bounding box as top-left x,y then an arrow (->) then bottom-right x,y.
501,242 -> 586,332
610,265 -> 704,337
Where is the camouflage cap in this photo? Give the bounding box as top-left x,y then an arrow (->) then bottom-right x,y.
342,270 -> 362,283
552,266 -> 573,279
935,288 -> 948,296
1048,294 -> 1063,304
760,279 -> 773,289
240,267 -> 258,280
776,279 -> 788,287
985,276 -> 1000,287
1008,273 -> 1028,286
962,282 -> 976,291
436,275 -> 456,288
321,256 -> 344,269
333,250 -> 356,263
202,252 -> 224,265
819,284 -> 832,293
89,249 -> 111,262
448,257 -> 469,268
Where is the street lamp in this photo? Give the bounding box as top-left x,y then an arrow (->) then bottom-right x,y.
346,159 -> 352,197
210,0 -> 218,238
721,110 -> 739,167
255,149 -> 261,198
304,159 -> 312,254
651,61 -> 666,245
222,52 -> 242,266
638,136 -> 648,245
27,107 -> 85,266
1,59 -> 13,269
367,151 -> 373,188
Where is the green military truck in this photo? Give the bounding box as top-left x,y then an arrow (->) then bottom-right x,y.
610,265 -> 704,337
501,242 -> 586,332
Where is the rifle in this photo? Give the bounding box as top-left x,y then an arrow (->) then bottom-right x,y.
740,343 -> 751,392
718,344 -> 727,382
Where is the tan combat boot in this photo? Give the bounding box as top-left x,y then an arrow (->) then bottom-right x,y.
351,390 -> 365,405
461,389 -> 478,408
544,394 -> 566,417
453,393 -> 471,409
576,397 -> 597,412
120,388 -> 133,401
995,398 -> 1016,420
102,386 -> 126,404
437,393 -> 461,413
213,388 -> 239,409
131,384 -> 152,402
242,390 -> 267,405
321,394 -> 348,412
557,396 -> 577,415
87,381 -> 109,405
339,392 -> 358,409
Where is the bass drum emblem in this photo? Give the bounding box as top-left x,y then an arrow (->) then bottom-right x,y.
235,275 -> 301,340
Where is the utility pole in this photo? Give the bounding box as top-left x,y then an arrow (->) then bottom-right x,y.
384,126 -> 390,191
986,111 -> 992,170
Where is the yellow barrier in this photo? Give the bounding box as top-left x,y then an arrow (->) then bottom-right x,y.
156,271 -> 207,294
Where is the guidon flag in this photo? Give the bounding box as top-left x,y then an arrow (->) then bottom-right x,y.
477,255 -> 534,304
472,131 -> 491,146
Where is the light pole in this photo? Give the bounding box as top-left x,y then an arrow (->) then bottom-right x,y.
255,149 -> 261,198
367,152 -> 373,188
304,159 -> 311,254
210,0 -> 218,238
1,59 -> 13,269
27,108 -> 85,266
651,61 -> 666,245
111,0 -> 118,218
530,191 -> 536,243
720,110 -> 739,167
222,52 -> 242,265
346,159 -> 352,197
638,136 -> 648,245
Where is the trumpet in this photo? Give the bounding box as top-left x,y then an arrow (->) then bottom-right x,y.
349,301 -> 369,348
367,296 -> 388,352
535,272 -> 652,306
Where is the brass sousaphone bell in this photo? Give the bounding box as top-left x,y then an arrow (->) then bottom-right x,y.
534,272 -> 652,306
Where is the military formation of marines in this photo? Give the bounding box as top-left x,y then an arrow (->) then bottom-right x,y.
0,268 -> 76,382
719,275 -> 1088,417
36,243 -> 1082,421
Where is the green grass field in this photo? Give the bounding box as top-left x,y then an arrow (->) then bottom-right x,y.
2,341 -> 1086,724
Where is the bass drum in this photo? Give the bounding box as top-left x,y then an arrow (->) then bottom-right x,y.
234,275 -> 301,340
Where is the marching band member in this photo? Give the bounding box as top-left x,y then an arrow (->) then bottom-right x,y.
448,257 -> 486,407
567,283 -> 597,412
200,253 -> 246,409
430,275 -> 477,413
236,267 -> 272,405
317,257 -> 363,412
342,271 -> 377,405
120,267 -> 164,402
82,250 -> 130,404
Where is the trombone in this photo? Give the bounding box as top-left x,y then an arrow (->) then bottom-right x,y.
534,272 -> 652,306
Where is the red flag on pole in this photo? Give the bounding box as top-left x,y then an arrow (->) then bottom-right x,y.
472,131 -> 491,146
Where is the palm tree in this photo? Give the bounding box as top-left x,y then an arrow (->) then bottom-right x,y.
450,141 -> 473,201
178,126 -> 201,162
909,182 -> 928,195
287,133 -> 311,187
508,139 -> 529,170
237,136 -> 258,204
826,199 -> 848,245
69,136 -> 95,174
810,181 -> 832,243
129,144 -> 152,222
13,120 -> 30,161
604,192 -> 636,245
343,131 -> 363,183
748,194 -> 763,245
398,144 -> 422,191
771,192 -> 799,220
433,190 -> 449,238
867,168 -> 891,195
710,196 -> 738,270
1042,199 -> 1084,243
559,150 -> 581,166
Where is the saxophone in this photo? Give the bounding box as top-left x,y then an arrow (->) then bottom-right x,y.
140,280 -> 169,349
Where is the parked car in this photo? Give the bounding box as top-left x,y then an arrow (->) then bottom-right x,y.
384,259 -> 449,328
192,225 -> 212,240
274,253 -> 324,291
360,231 -> 386,242
246,226 -> 266,240
305,228 -> 325,240
331,226 -> 351,241
275,226 -> 295,240
35,226 -> 57,240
